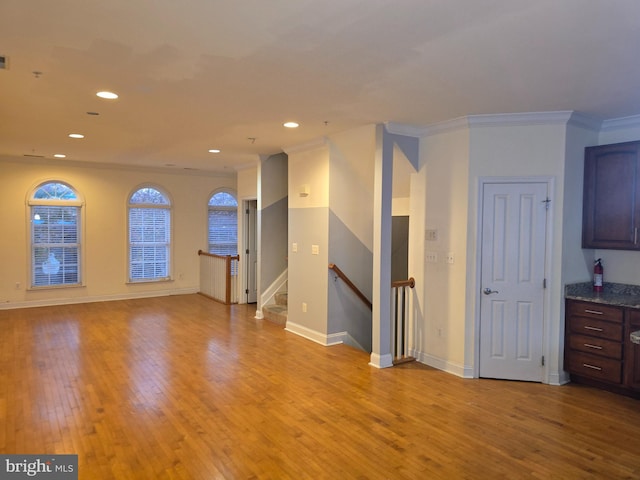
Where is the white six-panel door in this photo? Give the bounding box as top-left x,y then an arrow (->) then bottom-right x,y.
479,182 -> 548,381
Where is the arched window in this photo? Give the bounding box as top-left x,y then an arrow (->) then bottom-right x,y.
29,181 -> 83,287
128,186 -> 171,282
208,191 -> 238,256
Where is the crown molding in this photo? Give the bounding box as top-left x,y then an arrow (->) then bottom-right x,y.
384,122 -> 425,137
600,114 -> 640,132
467,111 -> 575,128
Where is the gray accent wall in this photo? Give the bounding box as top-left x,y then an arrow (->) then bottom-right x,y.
328,210 -> 373,351
260,153 -> 288,292
261,196 -> 288,289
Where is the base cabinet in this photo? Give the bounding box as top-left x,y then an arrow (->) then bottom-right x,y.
624,309 -> 640,391
565,299 -> 640,397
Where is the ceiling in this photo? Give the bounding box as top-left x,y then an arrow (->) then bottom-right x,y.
2,0 -> 640,173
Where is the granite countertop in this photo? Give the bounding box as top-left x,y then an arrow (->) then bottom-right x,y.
565,282 -> 640,309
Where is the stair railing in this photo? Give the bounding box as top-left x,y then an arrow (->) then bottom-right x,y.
328,263 -> 372,310
392,277 -> 415,364
198,250 -> 240,305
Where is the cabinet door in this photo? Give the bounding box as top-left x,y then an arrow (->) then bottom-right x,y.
582,141 -> 640,249
625,309 -> 640,391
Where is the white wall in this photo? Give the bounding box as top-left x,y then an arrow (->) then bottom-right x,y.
414,126 -> 470,374
0,156 -> 235,308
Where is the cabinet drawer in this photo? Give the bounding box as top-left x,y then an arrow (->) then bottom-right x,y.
568,352 -> 622,384
568,316 -> 623,341
568,301 -> 623,323
568,333 -> 622,359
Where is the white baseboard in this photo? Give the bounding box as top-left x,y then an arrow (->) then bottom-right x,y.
369,352 -> 393,369
548,370 -> 571,386
414,350 -> 474,378
0,287 -> 199,310
285,321 -> 331,346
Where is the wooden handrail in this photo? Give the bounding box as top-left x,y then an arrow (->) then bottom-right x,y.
392,277 -> 415,289
198,250 -> 240,261
328,263 -> 372,310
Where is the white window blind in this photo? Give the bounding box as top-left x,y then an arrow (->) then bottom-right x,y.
30,182 -> 81,288
128,187 -> 171,282
208,192 -> 237,256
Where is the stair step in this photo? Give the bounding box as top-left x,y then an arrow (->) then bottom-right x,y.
263,304 -> 287,325
275,292 -> 288,306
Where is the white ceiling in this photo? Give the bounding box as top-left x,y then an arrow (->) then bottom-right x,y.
2,0 -> 640,173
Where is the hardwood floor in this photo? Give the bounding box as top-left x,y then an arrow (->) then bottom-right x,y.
1,294 -> 639,479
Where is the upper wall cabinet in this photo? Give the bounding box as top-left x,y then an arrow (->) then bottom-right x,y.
583,140 -> 640,250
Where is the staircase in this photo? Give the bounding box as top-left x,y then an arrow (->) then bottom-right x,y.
262,292 -> 288,325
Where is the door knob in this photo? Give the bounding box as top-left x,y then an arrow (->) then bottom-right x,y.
483,288 -> 499,295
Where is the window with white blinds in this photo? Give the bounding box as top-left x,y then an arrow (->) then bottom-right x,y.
29,182 -> 82,288
208,191 -> 238,256
128,186 -> 171,282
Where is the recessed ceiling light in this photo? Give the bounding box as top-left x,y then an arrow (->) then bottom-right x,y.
96,91 -> 118,99
283,121 -> 299,128
54,154 -> 66,158
68,133 -> 84,139
208,149 -> 221,153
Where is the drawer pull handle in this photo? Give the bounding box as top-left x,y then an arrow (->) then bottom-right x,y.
584,309 -> 604,315
583,363 -> 602,371
584,325 -> 603,332
584,343 -> 603,350
583,326 -> 603,332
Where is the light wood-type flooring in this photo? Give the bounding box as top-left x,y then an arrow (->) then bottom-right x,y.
1,294 -> 639,479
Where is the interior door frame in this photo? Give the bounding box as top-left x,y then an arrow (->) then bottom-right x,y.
473,176 -> 555,383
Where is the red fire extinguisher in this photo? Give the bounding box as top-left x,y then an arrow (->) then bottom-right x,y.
593,258 -> 603,292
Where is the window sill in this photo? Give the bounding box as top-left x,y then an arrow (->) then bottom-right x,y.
27,283 -> 86,292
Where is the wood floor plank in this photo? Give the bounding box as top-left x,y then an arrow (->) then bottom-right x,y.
1,294 -> 640,479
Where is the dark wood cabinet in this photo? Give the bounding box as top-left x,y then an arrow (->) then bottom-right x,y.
565,300 -> 624,386
624,309 -> 640,391
565,299 -> 640,397
582,140 -> 640,250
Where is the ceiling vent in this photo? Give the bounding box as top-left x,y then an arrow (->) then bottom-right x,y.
0,56 -> 7,69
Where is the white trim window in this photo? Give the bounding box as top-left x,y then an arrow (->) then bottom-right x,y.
208,191 -> 238,256
128,186 -> 171,282
29,181 -> 82,288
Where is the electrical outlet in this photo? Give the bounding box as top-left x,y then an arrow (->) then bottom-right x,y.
15,282 -> 20,290
425,229 -> 438,241
311,245 -> 319,255
425,252 -> 438,263
292,242 -> 298,253
302,302 -> 307,313
446,252 -> 455,264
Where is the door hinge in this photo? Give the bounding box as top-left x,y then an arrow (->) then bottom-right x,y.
542,197 -> 551,210
246,208 -> 250,214
543,278 -> 547,289
245,289 -> 249,294
541,355 -> 545,366
246,249 -> 250,254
